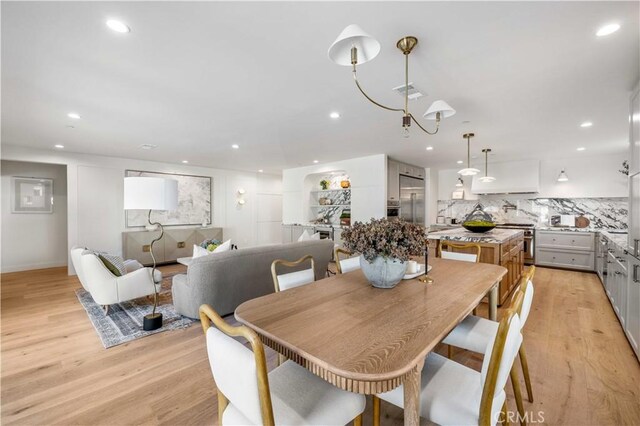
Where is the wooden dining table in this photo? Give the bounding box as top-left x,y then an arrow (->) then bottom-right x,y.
235,257 -> 507,426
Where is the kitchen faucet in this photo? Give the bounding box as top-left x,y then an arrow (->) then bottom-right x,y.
502,202 -> 517,213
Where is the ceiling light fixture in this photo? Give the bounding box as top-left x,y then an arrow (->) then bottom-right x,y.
557,169 -> 569,182
106,19 -> 131,33
580,121 -> 593,128
426,146 -> 433,151
67,112 -> 81,119
231,144 -> 239,149
140,144 -> 157,150
328,25 -> 455,139
596,23 -> 620,37
258,169 -> 264,173
478,148 -> 496,183
456,176 -> 464,187
576,147 -> 586,151
54,144 -> 64,149
313,160 -> 319,164
456,160 -> 464,164
458,133 -> 480,176
330,112 -> 341,119
182,160 -> 189,164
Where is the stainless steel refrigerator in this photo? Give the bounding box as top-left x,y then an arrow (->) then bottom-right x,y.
399,175 -> 425,225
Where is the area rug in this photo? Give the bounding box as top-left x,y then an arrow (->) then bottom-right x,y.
76,271 -> 194,348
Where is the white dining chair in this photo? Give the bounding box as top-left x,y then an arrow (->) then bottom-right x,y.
438,241 -> 482,263
271,255 -> 316,292
373,306 -> 523,426
443,266 -> 536,423
334,248 -> 361,274
199,304 -> 366,426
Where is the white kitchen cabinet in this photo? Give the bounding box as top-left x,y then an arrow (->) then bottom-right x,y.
626,254 -> 640,358
629,84 -> 640,176
387,160 -> 400,201
535,230 -> 595,271
282,224 -> 304,243
629,173 -> 640,257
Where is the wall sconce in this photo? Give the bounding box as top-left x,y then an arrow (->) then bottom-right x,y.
237,188 -> 246,195
237,188 -> 246,206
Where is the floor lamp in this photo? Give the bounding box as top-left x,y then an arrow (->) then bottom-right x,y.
124,176 -> 178,331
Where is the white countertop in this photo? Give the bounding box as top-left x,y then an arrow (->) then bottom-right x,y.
427,227 -> 524,244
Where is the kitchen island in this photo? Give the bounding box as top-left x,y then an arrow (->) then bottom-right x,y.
428,227 -> 525,305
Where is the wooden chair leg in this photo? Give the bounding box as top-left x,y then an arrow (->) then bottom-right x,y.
102,305 -> 110,315
217,391 -> 229,425
519,344 -> 534,402
501,401 -> 510,426
473,307 -> 478,316
373,395 -> 381,426
510,367 -> 527,426
353,413 -> 363,426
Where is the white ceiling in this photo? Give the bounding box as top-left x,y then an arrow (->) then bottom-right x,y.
2,2 -> 638,173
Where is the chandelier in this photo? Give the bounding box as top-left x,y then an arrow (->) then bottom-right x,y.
328,24 -> 455,137
458,133 -> 480,176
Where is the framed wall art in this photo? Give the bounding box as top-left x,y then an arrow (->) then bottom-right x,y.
11,177 -> 54,214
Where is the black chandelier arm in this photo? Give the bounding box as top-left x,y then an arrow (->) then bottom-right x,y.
352,67 -> 404,113
409,112 -> 440,135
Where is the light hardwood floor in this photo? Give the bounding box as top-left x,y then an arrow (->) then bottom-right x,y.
1,265 -> 639,425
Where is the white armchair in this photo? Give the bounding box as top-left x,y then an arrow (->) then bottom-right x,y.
70,247 -> 161,313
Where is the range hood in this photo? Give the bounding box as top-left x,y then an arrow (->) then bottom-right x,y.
471,160 -> 540,194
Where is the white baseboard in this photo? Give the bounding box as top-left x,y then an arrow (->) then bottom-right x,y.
0,261 -> 68,273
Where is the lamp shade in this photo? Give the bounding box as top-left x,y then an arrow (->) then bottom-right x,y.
124,177 -> 178,211
328,24 -> 380,66
423,100 -> 456,120
557,170 -> 569,182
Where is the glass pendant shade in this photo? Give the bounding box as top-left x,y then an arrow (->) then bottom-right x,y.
328,24 -> 381,66
458,167 -> 480,176
458,133 -> 479,176
478,176 -> 496,183
557,170 -> 569,182
478,148 -> 495,183
423,100 -> 456,120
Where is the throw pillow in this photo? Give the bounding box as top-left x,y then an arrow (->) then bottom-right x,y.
97,253 -> 127,277
213,239 -> 232,253
193,244 -> 212,258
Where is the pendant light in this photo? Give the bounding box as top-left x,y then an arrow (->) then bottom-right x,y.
557,169 -> 569,182
456,176 -> 464,187
478,148 -> 496,183
458,133 -> 480,176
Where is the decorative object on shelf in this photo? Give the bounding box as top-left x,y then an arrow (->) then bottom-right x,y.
557,169 -> 569,182
458,133 -> 480,176
11,176 -> 53,214
340,209 -> 351,226
342,218 -> 426,288
478,148 -> 496,183
320,179 -> 330,190
124,176 -> 178,331
462,203 -> 496,233
319,197 -> 333,206
125,170 -> 211,227
619,160 -> 629,176
328,24 -> 455,139
340,180 -> 351,188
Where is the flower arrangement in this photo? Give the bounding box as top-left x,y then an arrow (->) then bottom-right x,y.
341,218 -> 427,262
200,238 -> 222,252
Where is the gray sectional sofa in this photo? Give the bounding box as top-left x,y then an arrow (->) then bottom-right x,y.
172,239 -> 334,318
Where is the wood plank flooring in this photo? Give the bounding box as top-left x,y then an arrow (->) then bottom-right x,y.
1,265 -> 639,425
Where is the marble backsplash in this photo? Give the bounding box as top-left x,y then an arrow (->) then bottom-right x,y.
437,197 -> 628,229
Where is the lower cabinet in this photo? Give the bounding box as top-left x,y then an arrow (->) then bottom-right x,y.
123,227 -> 223,265
535,230 -> 595,271
626,255 -> 640,358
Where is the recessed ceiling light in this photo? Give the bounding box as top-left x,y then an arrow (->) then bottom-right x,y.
313,160 -> 319,164
596,23 -> 620,37
329,112 -> 340,119
426,146 -> 434,151
456,160 -> 464,164
67,112 -> 81,119
231,144 -> 239,149
182,160 -> 189,164
576,147 -> 586,151
54,144 -> 64,149
106,19 -> 130,33
580,121 -> 593,128
462,120 -> 470,124
140,144 -> 157,150
258,169 -> 264,173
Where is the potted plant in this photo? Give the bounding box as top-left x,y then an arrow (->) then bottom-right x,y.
320,179 -> 330,190
341,218 -> 427,288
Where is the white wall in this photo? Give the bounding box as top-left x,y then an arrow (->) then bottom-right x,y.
282,154 -> 387,224
1,144 -> 282,274
438,153 -> 627,200
1,160 -> 68,272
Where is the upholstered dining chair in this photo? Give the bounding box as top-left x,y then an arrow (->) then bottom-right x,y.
443,266 -> 536,423
199,304 -> 366,426
334,248 -> 361,274
271,255 -> 316,292
373,307 -> 523,426
438,241 -> 482,263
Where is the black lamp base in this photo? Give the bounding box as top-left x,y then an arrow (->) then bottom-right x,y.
143,313 -> 163,331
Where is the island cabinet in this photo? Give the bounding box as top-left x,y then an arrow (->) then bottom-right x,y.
428,228 -> 525,305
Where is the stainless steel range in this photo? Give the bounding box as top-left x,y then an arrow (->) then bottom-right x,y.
495,223 -> 536,265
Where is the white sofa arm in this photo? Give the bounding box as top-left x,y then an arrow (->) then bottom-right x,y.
124,259 -> 143,273
115,268 -> 162,303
